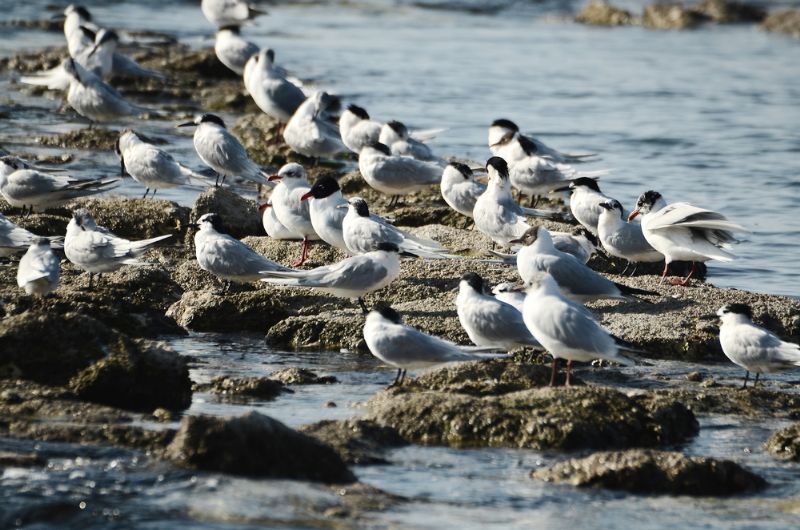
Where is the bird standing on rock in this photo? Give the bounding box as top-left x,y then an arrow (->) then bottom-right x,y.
244,48 -> 305,122
17,238 -> 60,296
358,142 -> 442,205
283,91 -> 345,160
597,199 -> 662,274
215,26 -> 259,75
268,163 -> 320,266
202,0 -> 267,27
339,104 -> 381,155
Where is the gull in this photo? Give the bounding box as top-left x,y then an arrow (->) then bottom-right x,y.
488,118 -> 597,163
341,197 -> 449,258
283,91 -> 346,159
522,273 -> 636,386
440,162 -> 486,222
202,0 -> 267,27
492,282 -> 525,312
216,26 -> 259,75
472,156 -> 559,248
515,225 -> 656,303
178,114 -> 270,187
358,142 -> 442,204
116,129 -> 205,198
488,227 -> 598,265
258,201 -> 302,240
0,155 -> 68,178
61,58 -> 152,122
457,272 -> 541,351
65,209 -> 171,286
190,213 -> 289,286
17,238 -> 60,296
554,177 -> 614,235
261,241 -> 405,313
717,303 -> 800,388
364,304 -> 500,387
339,104 -> 381,155
244,48 -> 305,122
597,199 -> 662,274
378,120 -> 440,161
267,163 -> 320,266
0,214 -> 63,258
629,190 -> 748,285
0,156 -> 118,214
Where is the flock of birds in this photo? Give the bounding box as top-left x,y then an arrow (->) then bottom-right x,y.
2,1 -> 799,388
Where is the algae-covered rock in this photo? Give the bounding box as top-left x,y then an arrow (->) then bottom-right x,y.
167,289 -> 290,332
165,411 -> 355,483
367,386 -> 698,450
765,424 -> 800,461
231,112 -> 299,167
69,339 -> 192,412
191,186 -> 262,239
269,367 -> 338,385
532,450 -> 766,495
36,127 -> 120,151
693,0 -> 764,23
0,46 -> 66,74
267,310 -> 368,351
648,387 -> 800,418
760,9 -> 800,38
301,419 -> 407,465
408,359 -> 561,396
198,375 -> 288,400
71,197 -> 189,239
642,3 -> 707,29
575,1 -> 635,26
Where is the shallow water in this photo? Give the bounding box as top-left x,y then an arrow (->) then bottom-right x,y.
1,1 -> 800,528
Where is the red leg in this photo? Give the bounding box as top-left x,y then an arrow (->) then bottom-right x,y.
671,262 -> 697,286
659,262 -> 670,284
565,360 -> 573,387
292,237 -> 309,267
549,358 -> 559,387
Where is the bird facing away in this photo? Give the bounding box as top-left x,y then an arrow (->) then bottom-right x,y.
244,48 -> 305,122
17,238 -> 60,296
629,190 -> 747,285
202,0 -> 267,27
283,91 -> 345,159
717,303 -> 800,388
215,26 -> 259,75
62,58 -> 151,122
378,120 -> 440,161
554,177 -> 613,235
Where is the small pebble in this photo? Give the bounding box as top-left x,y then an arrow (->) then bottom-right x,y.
686,371 -> 703,382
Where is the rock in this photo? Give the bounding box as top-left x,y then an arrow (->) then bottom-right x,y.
70,197 -> 189,239
0,18 -> 62,31
408,359 -> 564,396
532,450 -> 766,495
198,375 -> 288,400
191,187 -> 262,239
685,371 -> 704,382
143,45 -> 239,80
269,367 -> 338,385
166,289 -> 291,332
693,0 -> 765,23
243,235 -> 347,268
760,9 -> 800,38
231,113 -> 300,167
642,3 -> 707,29
0,46 -> 66,74
649,386 -> 800,418
366,386 -> 698,450
165,411 -> 355,483
301,419 -> 407,465
69,339 -> 192,412
267,310 -> 368,351
575,1 -> 634,26
0,451 -> 46,468
765,424 -> 800,461
36,127 -> 121,151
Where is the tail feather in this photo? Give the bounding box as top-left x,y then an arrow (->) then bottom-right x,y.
129,234 -> 172,256
615,282 -> 658,301
520,206 -> 560,219
612,335 -> 647,361
20,69 -> 70,91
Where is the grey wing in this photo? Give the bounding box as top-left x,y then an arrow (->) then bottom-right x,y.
267,79 -> 306,116
470,298 -> 538,345
608,223 -> 654,255
549,254 -> 615,297
494,194 -> 525,223
383,325 -> 478,364
730,325 -> 797,365
308,257 -> 388,289
112,52 -> 165,79
0,223 -> 34,249
377,157 -> 442,187
535,297 -> 616,354
213,236 -> 286,275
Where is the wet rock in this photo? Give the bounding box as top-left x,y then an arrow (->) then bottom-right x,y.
70,197 -> 189,239
243,236 -> 347,268
165,411 -> 355,483
198,375 -> 288,400
693,0 -> 765,23
408,359 -> 565,396
0,46 -> 65,74
532,450 -> 766,495
36,127 -> 120,151
366,386 -> 698,450
69,339 -> 192,412
0,451 -> 46,469
270,367 -> 338,385
231,113 -> 303,167
141,45 -> 239,80
167,289 -> 290,332
0,18 -> 62,31
642,3 -> 707,29
267,310 -> 368,351
191,186 -> 262,239
760,10 -> 800,38
645,387 -> 800,418
301,419 -> 407,465
765,424 -> 800,461
575,1 -> 635,26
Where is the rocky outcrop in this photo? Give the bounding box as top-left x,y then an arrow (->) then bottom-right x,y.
532,450 -> 766,495
693,0 -> 764,23
165,411 -> 355,483
197,375 -> 288,400
190,186 -> 262,239
269,367 -> 338,385
765,424 -> 800,461
642,3 -> 707,30
575,1 -> 634,26
166,290 -> 291,332
760,10 -> 800,38
301,419 -> 407,465
407,359 -> 562,396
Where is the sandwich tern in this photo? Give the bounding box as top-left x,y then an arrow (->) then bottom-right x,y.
554,177 -> 614,235
339,104 -> 381,155
597,199 -> 662,274
259,201 -> 302,240
358,142 -> 442,203
202,0 -> 267,27
283,91 -> 346,159
440,162 -> 486,222
17,238 -> 60,296
215,26 -> 259,75
244,48 -> 305,122
0,213 -> 63,258
378,120 -> 440,161
488,118 -> 597,163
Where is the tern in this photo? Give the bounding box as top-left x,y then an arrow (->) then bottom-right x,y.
488,118 -> 597,163
456,272 -> 540,351
597,199 -> 662,274
378,120 -> 440,161
472,157 -> 559,248
261,241 -> 406,313
267,163 -> 320,266
0,213 -> 63,258
440,162 -> 486,222
283,91 -> 346,159
62,58 -> 152,123
215,26 -> 259,75
491,282 -> 526,312
554,177 -> 614,235
258,201 -> 302,240
17,238 -> 60,296
339,105 -> 381,155
116,129 -> 205,198
202,0 -> 267,27
243,48 -> 305,122
522,273 -> 636,386
364,304 -> 500,387
358,142 -> 442,203
178,114 -> 270,187
717,304 -> 800,388
629,190 -> 747,285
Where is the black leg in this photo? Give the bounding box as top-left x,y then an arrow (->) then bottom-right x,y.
88,273 -> 93,290
742,370 -> 750,389
152,189 -> 157,198
221,175 -> 227,185
388,368 -> 402,388
398,369 -> 407,385
754,373 -> 760,387
357,297 -> 369,314
214,173 -> 220,187
142,188 -> 149,199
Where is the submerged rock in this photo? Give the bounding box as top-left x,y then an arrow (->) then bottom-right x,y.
366,386 -> 698,450
198,375 -> 288,400
191,186 -> 262,239
575,1 -> 634,26
165,411 -> 355,483
69,339 -> 192,412
301,419 -> 407,465
532,450 -> 766,495
765,424 -> 800,461
760,9 -> 800,38
642,3 -> 707,29
269,367 -> 338,385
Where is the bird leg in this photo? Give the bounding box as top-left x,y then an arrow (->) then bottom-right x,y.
565,360 -> 573,387
659,262 -> 671,284
621,261 -> 631,275
742,370 -> 750,389
292,237 -> 310,267
630,263 -> 638,276
220,175 -> 227,185
388,368 -> 404,388
152,190 -> 157,198
549,358 -> 559,387
357,297 -> 369,314
529,195 -> 539,208
671,262 -> 697,286
398,369 -> 407,385
142,188 -> 150,199
214,173 -> 220,187
87,273 -> 94,290
754,373 -> 761,387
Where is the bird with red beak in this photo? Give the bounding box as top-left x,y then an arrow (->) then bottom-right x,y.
268,163 -> 320,266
